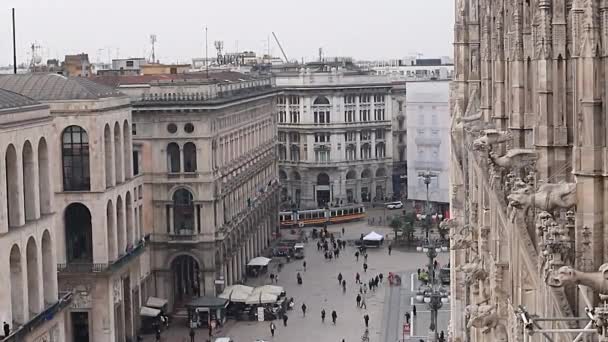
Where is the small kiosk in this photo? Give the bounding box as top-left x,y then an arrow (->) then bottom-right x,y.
362,231 -> 384,247
246,257 -> 272,277
186,296 -> 229,328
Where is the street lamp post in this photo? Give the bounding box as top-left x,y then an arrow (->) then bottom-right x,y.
417,242 -> 447,342
417,171 -> 439,241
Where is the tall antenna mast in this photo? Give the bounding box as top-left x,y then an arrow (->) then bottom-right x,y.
205,26 -> 209,78
150,34 -> 157,63
12,8 -> 17,74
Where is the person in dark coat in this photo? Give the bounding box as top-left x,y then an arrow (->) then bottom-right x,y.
356,294 -> 362,307
363,263 -> 368,272
189,328 -> 196,342
364,314 -> 370,328
269,322 -> 276,337
331,310 -> 338,324
338,273 -> 343,285
356,272 -> 361,284
388,244 -> 392,255
301,303 -> 307,317
155,329 -> 161,342
405,312 -> 411,324
321,309 -> 326,323
3,322 -> 9,338
283,314 -> 289,326
413,305 -> 417,316
342,279 -> 346,292
379,273 -> 384,283
355,251 -> 360,261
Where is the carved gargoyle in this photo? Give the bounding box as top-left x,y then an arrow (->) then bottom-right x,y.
547,264 -> 608,294
466,303 -> 499,332
472,129 -> 513,151
458,257 -> 489,286
448,222 -> 477,251
488,149 -> 538,170
507,182 -> 576,213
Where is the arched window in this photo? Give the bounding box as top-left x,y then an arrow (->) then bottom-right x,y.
126,192 -> 134,247
346,170 -> 357,180
376,168 -> 387,177
174,189 -> 194,233
104,124 -> 113,187
375,142 -> 386,158
117,196 -> 126,255
41,230 -> 56,304
5,144 -> 21,227
171,255 -> 201,302
361,169 -> 372,179
23,141 -> 38,221
26,237 -> 41,315
62,126 -> 90,191
65,203 -> 93,263
279,170 -> 288,181
106,200 -> 117,261
183,142 -> 197,172
38,138 -> 52,214
313,96 -> 330,105
290,145 -> 300,161
346,144 -> 357,161
278,144 -> 287,160
123,120 -> 132,179
317,173 -> 330,185
313,96 -> 331,124
291,171 -> 301,181
114,122 -> 124,183
360,143 -> 371,160
10,244 -> 24,324
167,143 -> 181,172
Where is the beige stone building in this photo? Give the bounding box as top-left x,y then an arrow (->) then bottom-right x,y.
0,74 -> 149,342
100,73 -> 280,313
274,64 -> 406,209
450,1 -> 608,341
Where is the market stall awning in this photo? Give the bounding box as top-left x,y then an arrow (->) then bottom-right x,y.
222,284 -> 254,295
218,288 -> 250,303
185,296 -> 229,309
245,291 -> 278,305
363,231 -> 384,241
252,285 -> 284,296
146,297 -> 168,308
140,306 -> 161,317
247,256 -> 272,267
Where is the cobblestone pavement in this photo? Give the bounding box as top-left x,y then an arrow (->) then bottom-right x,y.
145,218 -> 450,342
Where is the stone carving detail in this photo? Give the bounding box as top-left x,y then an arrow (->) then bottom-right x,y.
70,284 -> 92,309
457,257 -> 489,286
547,263 -> 608,294
113,279 -> 122,304
466,303 -> 499,331
446,219 -> 477,251
537,211 -> 574,274
472,129 -> 513,151
507,182 -> 576,213
488,149 -> 538,170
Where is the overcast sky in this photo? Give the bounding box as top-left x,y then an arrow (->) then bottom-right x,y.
2,0 -> 454,66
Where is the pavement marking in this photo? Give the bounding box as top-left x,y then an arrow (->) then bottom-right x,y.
410,273 -> 415,292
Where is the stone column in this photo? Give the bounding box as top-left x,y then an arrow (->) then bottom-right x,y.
169,206 -> 175,234
0,160 -> 7,233
193,205 -> 199,234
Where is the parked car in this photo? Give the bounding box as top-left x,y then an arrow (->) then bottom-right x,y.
214,338 -> 234,342
385,201 -> 404,209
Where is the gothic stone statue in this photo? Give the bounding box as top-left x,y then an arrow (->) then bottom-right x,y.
458,257 -> 489,286
547,264 -> 608,294
507,183 -> 576,213
472,129 -> 513,151
488,149 -> 538,170
466,303 -> 499,332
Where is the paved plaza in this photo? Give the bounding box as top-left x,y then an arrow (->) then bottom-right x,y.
147,215 -> 450,342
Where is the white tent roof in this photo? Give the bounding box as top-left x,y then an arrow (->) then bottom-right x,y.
146,297 -> 168,308
252,285 -> 284,296
140,306 -> 161,317
222,284 -> 254,295
218,289 -> 250,303
363,231 -> 384,241
245,291 -> 278,305
247,256 -> 272,266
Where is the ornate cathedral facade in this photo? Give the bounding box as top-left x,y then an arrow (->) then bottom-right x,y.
451,0 -> 608,341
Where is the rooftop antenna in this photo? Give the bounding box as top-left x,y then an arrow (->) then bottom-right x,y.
12,8 -> 17,74
150,34 -> 157,63
29,42 -> 42,72
319,47 -> 323,62
205,26 -> 209,77
214,40 -> 224,65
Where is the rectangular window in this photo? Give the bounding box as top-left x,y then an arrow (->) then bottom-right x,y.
278,132 -> 286,142
374,95 -> 385,103
360,95 -> 370,103
126,60 -> 134,67
289,95 -> 300,105
132,123 -> 137,135
133,151 -> 140,175
344,95 -> 356,104
277,96 -> 286,105
290,110 -> 300,123
279,111 -> 287,123
376,129 -> 385,140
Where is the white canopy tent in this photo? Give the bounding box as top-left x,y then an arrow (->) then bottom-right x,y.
247,257 -> 272,267
146,297 -> 168,309
222,284 -> 254,295
252,285 -> 284,296
245,291 -> 278,305
140,306 -> 161,317
219,285 -> 254,303
363,231 -> 384,241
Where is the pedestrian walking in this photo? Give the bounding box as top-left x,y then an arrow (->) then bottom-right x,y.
338,272 -> 343,285
3,322 -> 9,338
361,297 -> 367,309
417,268 -> 421,277
356,294 -> 362,307
405,312 -> 411,324
155,329 -> 161,342
189,328 -> 196,342
363,263 -> 368,272
439,330 -> 445,342
363,283 -> 368,294
331,310 -> 338,324
283,314 -> 289,326
269,322 -> 276,336
303,260 -> 307,271
317,241 -> 321,251
137,335 -> 143,342
388,244 -> 392,255
355,251 -> 359,261
356,272 -> 361,284
270,273 -> 275,282
275,274 -> 279,283
301,303 -> 307,317
342,227 -> 345,235
321,309 -> 326,323
364,254 -> 368,262
342,280 -> 347,293
364,314 -> 369,328
359,285 -> 363,294
379,273 -> 383,283
434,260 -> 438,269
413,305 -> 417,316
